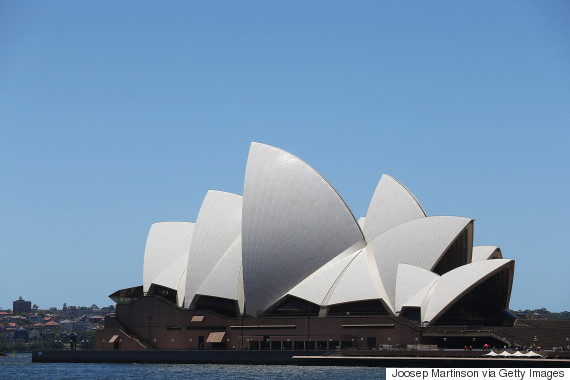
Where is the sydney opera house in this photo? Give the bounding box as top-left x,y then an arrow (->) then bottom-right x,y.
97,142 -> 516,351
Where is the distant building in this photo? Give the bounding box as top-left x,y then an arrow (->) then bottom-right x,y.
13,296 -> 31,314
13,328 -> 29,342
59,320 -> 73,333
89,315 -> 105,324
27,315 -> 42,324
44,321 -> 60,334
65,306 -> 83,318
8,315 -> 26,323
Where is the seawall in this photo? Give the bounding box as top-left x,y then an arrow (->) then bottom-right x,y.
32,350 -> 570,367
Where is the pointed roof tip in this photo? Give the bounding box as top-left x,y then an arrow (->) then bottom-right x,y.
363,173 -> 428,242
248,142 -> 301,163
246,141 -> 364,238
382,174 -> 427,217
475,245 -> 502,249
150,221 -> 195,226
250,141 -> 276,150
205,189 -> 243,198
249,141 -> 301,159
248,141 -> 266,154
472,245 -> 503,262
378,174 -> 425,207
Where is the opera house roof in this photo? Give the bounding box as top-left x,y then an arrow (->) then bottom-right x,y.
127,142 -> 515,326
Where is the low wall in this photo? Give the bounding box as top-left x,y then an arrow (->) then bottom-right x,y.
32,350 -> 329,364
32,350 -> 570,367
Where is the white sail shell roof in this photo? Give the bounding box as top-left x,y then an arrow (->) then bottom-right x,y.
184,190 -> 242,308
143,222 -> 195,294
275,240 -> 367,308
370,216 -> 473,308
325,247 -> 391,310
151,254 -> 189,307
195,235 -> 244,313
287,250 -> 361,306
422,259 -> 514,323
395,264 -> 439,313
134,142 -> 515,324
472,246 -> 502,262
242,142 -> 366,314
401,280 -> 438,311
363,174 -> 426,242
279,244 -> 392,312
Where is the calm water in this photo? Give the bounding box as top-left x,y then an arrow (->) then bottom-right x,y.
0,353 -> 386,380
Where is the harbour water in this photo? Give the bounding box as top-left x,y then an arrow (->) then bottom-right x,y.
1,353 -> 386,380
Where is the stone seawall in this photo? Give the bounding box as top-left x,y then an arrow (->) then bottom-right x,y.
32,350 -> 327,364
32,350 -> 570,367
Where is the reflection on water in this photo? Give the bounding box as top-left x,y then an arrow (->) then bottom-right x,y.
1,353 -> 386,380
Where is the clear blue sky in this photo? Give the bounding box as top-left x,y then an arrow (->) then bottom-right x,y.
1,1 -> 569,312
